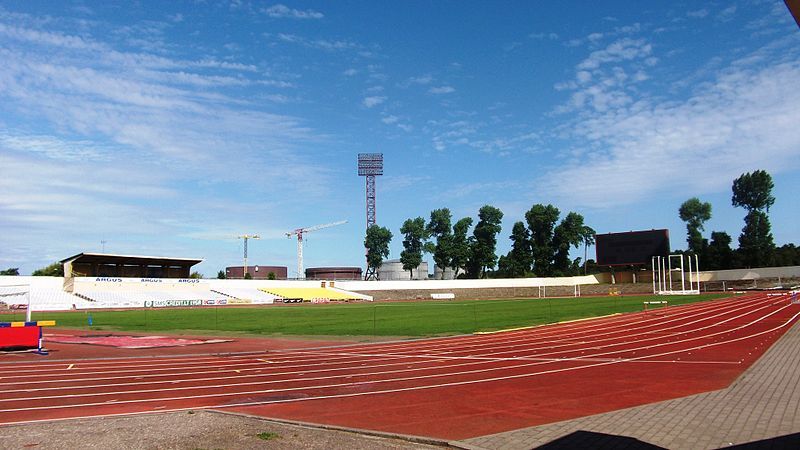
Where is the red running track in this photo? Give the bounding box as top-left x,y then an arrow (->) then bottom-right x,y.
0,292 -> 798,440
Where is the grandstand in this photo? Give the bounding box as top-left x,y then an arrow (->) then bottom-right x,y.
1,275 -> 374,311
260,286 -> 372,302
211,287 -> 280,304
1,277 -> 90,311
76,290 -> 229,307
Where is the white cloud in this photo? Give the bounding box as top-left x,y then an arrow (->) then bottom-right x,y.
381,115 -> 399,124
342,68 -> 358,76
263,4 -> 323,20
429,86 -> 455,94
529,32 -> 559,40
277,33 -> 357,51
0,133 -> 110,161
362,96 -> 386,108
400,74 -> 434,88
717,6 -> 737,22
0,20 -> 332,218
687,9 -> 709,19
587,32 -> 604,43
545,54 -> 800,207
577,38 -> 651,70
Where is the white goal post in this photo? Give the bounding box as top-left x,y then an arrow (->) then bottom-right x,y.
652,254 -> 700,295
0,284 -> 32,321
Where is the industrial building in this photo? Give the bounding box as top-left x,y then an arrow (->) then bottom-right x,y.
225,265 -> 287,280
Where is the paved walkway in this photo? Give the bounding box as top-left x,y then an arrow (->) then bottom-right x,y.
462,318 -> 800,450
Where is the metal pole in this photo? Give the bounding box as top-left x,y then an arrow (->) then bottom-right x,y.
667,256 -> 673,293
687,255 -> 693,292
680,255 -> 686,292
25,288 -> 31,322
651,257 -> 656,294
695,254 -> 700,292
243,237 -> 248,279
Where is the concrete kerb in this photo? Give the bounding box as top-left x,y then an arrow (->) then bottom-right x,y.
207,409 -> 484,449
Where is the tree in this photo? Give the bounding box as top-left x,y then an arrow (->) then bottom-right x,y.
525,204 -> 560,276
364,225 -> 393,280
580,225 -> 596,275
400,217 -> 428,279
738,210 -> 775,268
0,268 -> 19,276
449,217 -> 473,279
679,197 -> 712,254
552,212 -> 589,275
774,244 -> 800,267
501,221 -> 533,277
466,205 -> 503,278
427,208 -> 453,279
216,270 -> 226,279
705,231 -> 735,270
189,271 -> 203,279
244,272 -> 252,280
732,170 -> 775,212
32,262 -> 64,276
732,170 -> 776,268
267,271 -> 277,280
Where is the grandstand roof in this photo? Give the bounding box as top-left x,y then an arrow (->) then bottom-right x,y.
60,253 -> 202,267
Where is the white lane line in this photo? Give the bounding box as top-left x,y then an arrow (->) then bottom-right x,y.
6,295 -> 763,385
1,303 -> 793,408
1,308 -> 796,416
289,297 -> 783,363
0,297 -> 783,397
6,298 -> 764,376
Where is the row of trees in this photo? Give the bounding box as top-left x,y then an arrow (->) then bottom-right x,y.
678,170 -> 799,270
0,263 -> 63,277
363,204 -> 595,280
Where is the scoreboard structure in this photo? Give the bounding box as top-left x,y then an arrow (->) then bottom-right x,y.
595,229 -> 670,266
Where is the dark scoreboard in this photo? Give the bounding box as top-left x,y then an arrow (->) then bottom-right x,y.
595,229 -> 670,266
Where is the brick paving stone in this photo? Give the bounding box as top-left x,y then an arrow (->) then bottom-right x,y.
460,320 -> 800,450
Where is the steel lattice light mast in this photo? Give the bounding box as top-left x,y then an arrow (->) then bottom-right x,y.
357,153 -> 383,280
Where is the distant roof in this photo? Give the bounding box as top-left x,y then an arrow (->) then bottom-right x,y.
60,253 -> 202,267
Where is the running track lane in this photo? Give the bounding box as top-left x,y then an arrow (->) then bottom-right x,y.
0,293 -> 797,440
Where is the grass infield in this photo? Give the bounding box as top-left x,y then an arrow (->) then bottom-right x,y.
25,293 -> 730,338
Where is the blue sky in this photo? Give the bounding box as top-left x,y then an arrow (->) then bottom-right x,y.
1,1 -> 799,277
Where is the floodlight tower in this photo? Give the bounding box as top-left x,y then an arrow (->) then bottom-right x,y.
358,153 -> 383,280
237,234 -> 260,279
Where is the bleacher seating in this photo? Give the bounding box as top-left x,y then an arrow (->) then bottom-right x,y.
76,290 -> 227,308
211,288 -> 279,304
259,287 -> 366,302
2,276 -> 373,311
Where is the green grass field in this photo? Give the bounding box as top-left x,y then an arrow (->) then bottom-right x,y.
17,293 -> 729,338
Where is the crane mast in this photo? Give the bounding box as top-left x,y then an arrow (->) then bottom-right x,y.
286,220 -> 346,279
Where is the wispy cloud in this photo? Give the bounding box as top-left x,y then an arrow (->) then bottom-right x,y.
276,33 -> 358,51
263,4 -> 324,20
0,133 -> 111,161
0,16 -> 334,249
362,96 -> 387,108
529,32 -> 559,40
429,85 -> 455,94
687,9 -> 709,19
544,41 -> 800,208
